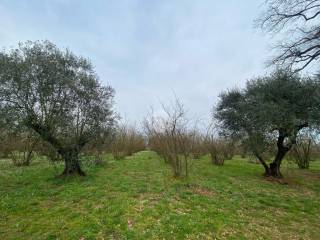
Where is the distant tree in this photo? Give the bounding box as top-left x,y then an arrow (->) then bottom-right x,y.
0,41 -> 116,176
257,0 -> 320,71
215,70 -> 320,177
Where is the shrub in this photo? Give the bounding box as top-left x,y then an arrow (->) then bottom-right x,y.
287,132 -> 316,169
204,125 -> 235,166
110,124 -> 146,160
204,138 -> 232,166
6,133 -> 38,166
144,99 -> 198,177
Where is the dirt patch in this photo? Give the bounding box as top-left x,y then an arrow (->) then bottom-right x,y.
191,185 -> 216,197
264,177 -> 289,185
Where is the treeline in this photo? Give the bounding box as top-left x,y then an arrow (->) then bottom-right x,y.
0,123 -> 146,167
2,93 -> 319,180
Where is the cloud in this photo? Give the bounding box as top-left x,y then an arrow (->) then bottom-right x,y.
0,0 -> 269,124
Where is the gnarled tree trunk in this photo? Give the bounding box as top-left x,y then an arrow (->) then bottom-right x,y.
26,121 -> 86,176
60,148 -> 85,176
269,148 -> 288,178
253,152 -> 271,176
253,132 -> 291,178
269,133 -> 291,178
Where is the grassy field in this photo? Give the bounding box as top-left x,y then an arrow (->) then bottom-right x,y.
0,151 -> 320,240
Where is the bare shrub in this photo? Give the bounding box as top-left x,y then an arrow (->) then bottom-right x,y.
287,131 -> 317,169
190,133 -> 207,159
6,133 -> 38,166
0,128 -> 10,158
144,99 -> 198,177
205,138 -> 231,166
204,125 -> 234,166
290,141 -> 311,169
110,123 -> 146,160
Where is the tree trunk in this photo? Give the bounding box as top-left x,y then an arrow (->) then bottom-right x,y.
269,133 -> 290,178
61,148 -> 85,176
269,148 -> 288,178
253,152 -> 271,176
185,156 -> 188,177
26,120 -> 87,176
23,149 -> 34,166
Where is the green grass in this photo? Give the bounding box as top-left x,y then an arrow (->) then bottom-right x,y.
1,151 -> 320,240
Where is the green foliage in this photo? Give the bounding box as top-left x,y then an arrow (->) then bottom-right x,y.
0,40 -> 116,145
0,41 -> 117,175
0,151 -> 320,239
215,70 -> 320,176
216,70 -> 320,137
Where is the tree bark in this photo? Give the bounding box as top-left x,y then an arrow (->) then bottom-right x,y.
23,149 -> 33,166
60,148 -> 85,176
253,152 -> 271,176
26,120 -> 86,176
269,149 -> 286,178
269,133 -> 290,178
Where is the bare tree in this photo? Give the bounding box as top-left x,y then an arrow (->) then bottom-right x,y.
144,99 -> 198,177
287,129 -> 318,169
257,0 -> 320,71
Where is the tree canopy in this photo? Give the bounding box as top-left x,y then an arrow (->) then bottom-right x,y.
0,40 -> 116,175
215,70 -> 320,177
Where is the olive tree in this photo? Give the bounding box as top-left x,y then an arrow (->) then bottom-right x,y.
215,70 -> 320,177
0,41 -> 116,176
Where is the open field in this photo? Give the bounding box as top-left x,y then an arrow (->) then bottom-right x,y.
1,1 -> 320,239
1,151 -> 320,240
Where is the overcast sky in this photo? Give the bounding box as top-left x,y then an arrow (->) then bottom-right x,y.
0,0 -> 271,124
